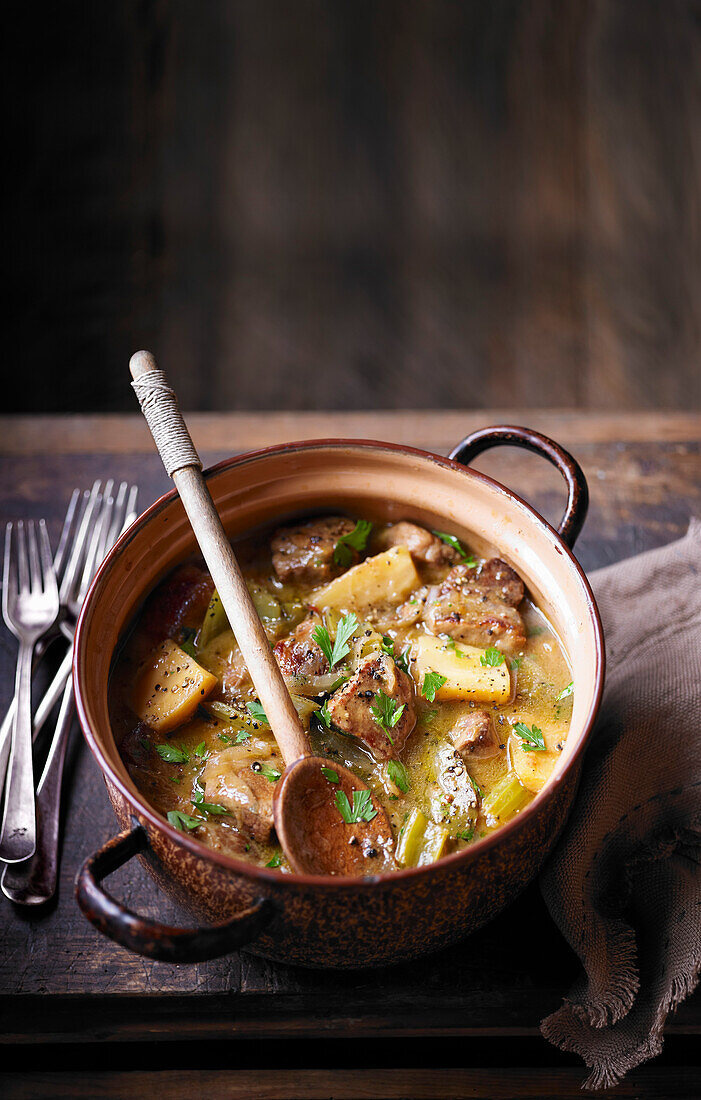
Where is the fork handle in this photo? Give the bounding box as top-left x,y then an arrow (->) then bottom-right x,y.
2,673 -> 75,904
0,644 -> 73,795
0,642 -> 37,861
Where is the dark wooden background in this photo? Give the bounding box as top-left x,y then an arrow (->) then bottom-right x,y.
5,0 -> 701,414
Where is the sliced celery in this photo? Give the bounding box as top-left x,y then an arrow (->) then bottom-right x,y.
197,590 -> 229,651
395,808 -> 428,867
417,822 -> 449,866
247,582 -> 283,622
482,772 -> 529,825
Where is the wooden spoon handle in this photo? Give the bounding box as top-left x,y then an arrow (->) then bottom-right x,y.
129,350 -> 309,766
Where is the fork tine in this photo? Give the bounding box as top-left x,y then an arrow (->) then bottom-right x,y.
38,520 -> 57,597
2,524 -> 14,620
53,489 -> 81,579
78,497 -> 113,600
16,522 -> 29,594
103,481 -> 127,559
27,521 -> 42,594
59,483 -> 102,604
121,486 -> 139,535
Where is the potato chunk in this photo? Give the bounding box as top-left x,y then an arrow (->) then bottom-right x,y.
315,546 -> 420,613
411,634 -> 511,703
510,722 -> 565,792
131,640 -> 218,733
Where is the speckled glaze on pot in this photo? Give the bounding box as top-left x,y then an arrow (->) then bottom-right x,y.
74,428 -> 605,969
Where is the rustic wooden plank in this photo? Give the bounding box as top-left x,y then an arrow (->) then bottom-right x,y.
2,411 -> 700,455
0,430 -> 698,1043
2,1065 -> 699,1100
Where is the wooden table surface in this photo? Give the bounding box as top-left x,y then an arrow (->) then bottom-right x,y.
0,411 -> 699,1100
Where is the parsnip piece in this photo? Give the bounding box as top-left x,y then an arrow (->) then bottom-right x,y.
315,546 -> 420,613
132,639 -> 218,733
411,634 -> 511,703
510,723 -> 564,792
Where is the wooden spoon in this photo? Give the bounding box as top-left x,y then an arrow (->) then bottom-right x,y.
130,351 -> 396,876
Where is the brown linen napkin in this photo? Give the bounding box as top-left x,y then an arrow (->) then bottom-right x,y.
540,518 -> 701,1089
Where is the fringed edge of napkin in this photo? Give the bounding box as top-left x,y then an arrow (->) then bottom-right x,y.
541,815 -> 701,1089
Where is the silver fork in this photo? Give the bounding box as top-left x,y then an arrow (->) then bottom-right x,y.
2,483 -> 138,903
0,484 -> 103,795
0,522 -> 60,862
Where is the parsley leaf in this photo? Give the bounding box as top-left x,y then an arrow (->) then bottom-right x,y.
167,809 -> 202,832
335,788 -> 378,824
180,628 -> 198,659
387,759 -> 409,794
246,700 -> 269,725
557,681 -> 574,701
333,519 -> 373,567
155,743 -> 189,764
235,730 -> 251,744
321,766 -> 339,784
266,852 -> 282,868
318,700 -> 332,728
513,721 -> 546,752
454,825 -> 475,842
370,691 -> 406,743
382,634 -> 412,673
480,647 -> 504,667
421,671 -> 447,702
432,530 -> 477,566
259,762 -> 282,783
313,611 -> 359,669
193,740 -> 209,759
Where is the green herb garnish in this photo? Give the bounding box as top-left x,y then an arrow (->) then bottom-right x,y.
333,519 -> 373,567
191,776 -> 231,815
510,656 -> 523,671
193,740 -> 209,760
167,810 -> 202,832
557,681 -> 574,701
259,762 -> 282,783
317,700 -> 332,729
480,647 -> 504,667
321,766 -> 339,784
246,700 -> 269,725
179,627 -> 198,659
513,721 -> 546,752
155,743 -> 189,764
421,671 -> 447,702
387,759 -> 409,794
235,730 -> 251,744
455,825 -> 475,842
335,788 -> 378,824
432,530 -> 477,566
370,691 -> 406,743
266,852 -> 282,868
312,611 -> 359,669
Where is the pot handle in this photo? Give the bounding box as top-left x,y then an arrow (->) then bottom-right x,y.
449,425 -> 589,549
75,822 -> 275,963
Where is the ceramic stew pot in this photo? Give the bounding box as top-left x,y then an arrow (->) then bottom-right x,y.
74,426 -> 604,969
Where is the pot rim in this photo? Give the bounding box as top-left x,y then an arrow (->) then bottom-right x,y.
74,436 -> 605,890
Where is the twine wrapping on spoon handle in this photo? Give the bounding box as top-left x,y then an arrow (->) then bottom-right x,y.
131,368 -> 201,477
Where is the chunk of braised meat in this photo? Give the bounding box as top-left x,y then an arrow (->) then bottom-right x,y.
439,750 -> 479,817
271,516 -> 360,585
138,564 -> 214,650
397,585 -> 431,625
200,750 -> 277,844
451,710 -> 502,759
375,522 -> 459,566
325,653 -> 416,762
423,558 -> 526,654
477,557 -> 525,607
120,721 -> 154,766
274,613 -> 330,679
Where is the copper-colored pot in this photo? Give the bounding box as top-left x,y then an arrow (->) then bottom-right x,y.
74,426 -> 604,968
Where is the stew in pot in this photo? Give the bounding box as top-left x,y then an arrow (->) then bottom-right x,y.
109,517 -> 574,872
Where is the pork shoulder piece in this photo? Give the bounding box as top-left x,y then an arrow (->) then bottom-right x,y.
451,710 -> 502,759
375,522 -> 460,566
271,516 -> 360,584
274,613 -> 330,679
423,558 -> 527,654
325,653 -> 416,762
200,750 -> 277,844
